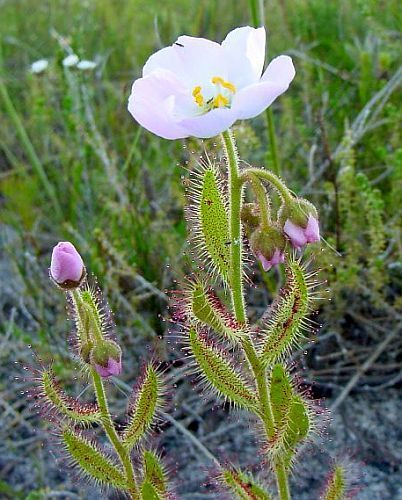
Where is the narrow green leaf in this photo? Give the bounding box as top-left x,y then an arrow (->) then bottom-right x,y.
270,364 -> 293,431
41,368 -> 102,425
220,468 -> 271,499
259,260 -> 310,366
123,364 -> 161,450
142,450 -> 168,497
323,465 -> 347,500
141,480 -> 160,500
190,281 -> 245,341
269,364 -> 311,466
62,428 -> 127,490
199,167 -> 231,283
189,327 -> 258,411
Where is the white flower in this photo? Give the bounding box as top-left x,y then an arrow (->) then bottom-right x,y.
30,59 -> 49,74
76,60 -> 97,71
128,26 -> 295,139
62,54 -> 79,68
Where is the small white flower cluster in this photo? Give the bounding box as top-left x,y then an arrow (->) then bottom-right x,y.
30,54 -> 97,74
62,53 -> 97,71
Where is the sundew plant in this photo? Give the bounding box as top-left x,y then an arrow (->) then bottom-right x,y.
29,26 -> 354,500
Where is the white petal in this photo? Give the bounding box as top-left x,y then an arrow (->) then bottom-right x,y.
222,26 -> 266,88
143,35 -> 225,88
178,108 -> 236,138
128,69 -> 189,140
261,55 -> 295,88
231,81 -> 288,119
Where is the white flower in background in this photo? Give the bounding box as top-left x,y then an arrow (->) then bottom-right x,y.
62,54 -> 79,68
30,59 -> 49,74
128,26 -> 295,139
77,60 -> 97,71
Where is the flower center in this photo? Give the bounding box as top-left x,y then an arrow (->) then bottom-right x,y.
192,76 -> 236,112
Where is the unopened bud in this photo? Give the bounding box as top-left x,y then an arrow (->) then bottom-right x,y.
278,199 -> 320,250
90,340 -> 122,378
50,242 -> 85,289
240,203 -> 261,236
250,225 -> 286,272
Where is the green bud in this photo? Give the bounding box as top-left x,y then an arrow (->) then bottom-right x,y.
241,203 -> 261,235
79,340 -> 94,363
90,340 -> 122,378
250,225 -> 287,272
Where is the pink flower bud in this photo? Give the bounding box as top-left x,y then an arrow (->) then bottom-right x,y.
250,225 -> 287,272
50,242 -> 84,287
94,357 -> 122,378
257,248 -> 286,272
90,340 -> 122,378
284,215 -> 320,250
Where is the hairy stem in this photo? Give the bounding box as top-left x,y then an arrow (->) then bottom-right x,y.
221,130 -> 247,324
223,130 -> 291,500
91,368 -> 140,499
72,289 -> 139,498
247,173 -> 271,230
240,168 -> 293,204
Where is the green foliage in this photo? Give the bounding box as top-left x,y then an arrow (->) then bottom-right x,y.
142,450 -> 169,498
193,165 -> 231,283
123,364 -> 162,450
323,465 -> 347,500
189,280 -> 245,341
220,468 -> 271,499
188,327 -> 258,411
269,365 -> 310,466
40,368 -> 102,425
62,428 -> 128,490
258,260 -> 310,366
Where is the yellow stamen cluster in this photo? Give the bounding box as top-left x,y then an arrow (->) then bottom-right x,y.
192,76 -> 236,110
192,86 -> 204,107
211,76 -> 236,94
213,94 -> 229,108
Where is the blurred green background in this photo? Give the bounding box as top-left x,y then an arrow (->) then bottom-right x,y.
0,0 -> 401,497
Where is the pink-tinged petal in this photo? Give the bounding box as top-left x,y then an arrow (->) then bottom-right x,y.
261,55 -> 295,90
284,219 -> 307,249
222,26 -> 266,88
258,252 -> 273,272
143,36 -> 224,88
231,80 -> 288,120
128,69 -> 189,140
271,249 -> 285,266
95,358 -> 122,378
305,215 -> 320,243
50,242 -> 84,284
178,107 -> 237,138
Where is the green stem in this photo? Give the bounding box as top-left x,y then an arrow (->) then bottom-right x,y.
221,130 -> 246,324
72,289 -> 139,498
240,167 -> 293,204
91,368 -> 140,499
71,290 -> 104,344
247,173 -> 271,230
223,129 -> 290,500
265,107 -> 281,176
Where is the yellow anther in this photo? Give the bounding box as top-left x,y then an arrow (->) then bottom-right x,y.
192,86 -> 204,107
211,76 -> 236,93
213,93 -> 229,108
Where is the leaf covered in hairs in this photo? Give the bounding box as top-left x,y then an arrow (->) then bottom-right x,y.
220,467 -> 272,499
62,428 -> 127,490
122,364 -> 162,450
189,327 -> 258,412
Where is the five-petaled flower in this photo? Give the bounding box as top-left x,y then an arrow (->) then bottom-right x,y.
128,26 -> 295,139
